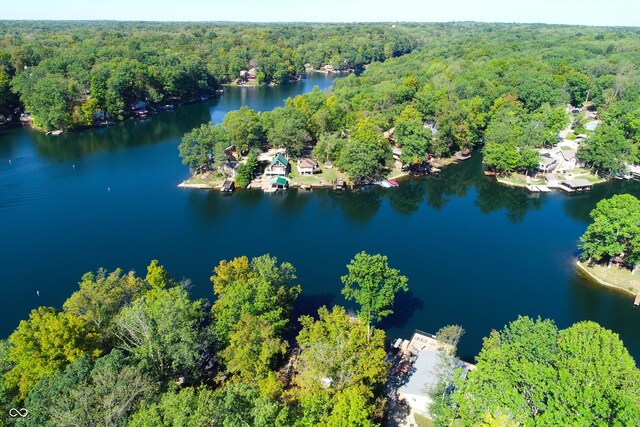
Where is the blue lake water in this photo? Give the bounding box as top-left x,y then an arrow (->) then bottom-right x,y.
1,72 -> 639,362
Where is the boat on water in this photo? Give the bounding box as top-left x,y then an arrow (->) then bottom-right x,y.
47,130 -> 64,136
388,180 -> 399,187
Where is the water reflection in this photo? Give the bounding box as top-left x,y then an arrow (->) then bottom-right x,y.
330,188 -> 383,224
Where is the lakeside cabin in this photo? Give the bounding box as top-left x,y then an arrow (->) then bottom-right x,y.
560,178 -> 593,193
297,158 -> 319,175
265,153 -> 290,176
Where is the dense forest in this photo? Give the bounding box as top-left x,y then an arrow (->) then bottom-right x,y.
0,255 -> 637,426
180,23 -> 640,182
0,21 -> 418,130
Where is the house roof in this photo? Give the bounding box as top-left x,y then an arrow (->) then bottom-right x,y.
270,176 -> 288,186
398,349 -> 468,397
560,149 -> 576,161
298,158 -> 318,168
538,156 -> 557,166
271,153 -> 289,167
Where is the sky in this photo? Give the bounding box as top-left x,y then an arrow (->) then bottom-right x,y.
2,0 -> 640,27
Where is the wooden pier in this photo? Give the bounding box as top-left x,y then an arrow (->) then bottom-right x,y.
634,293 -> 640,307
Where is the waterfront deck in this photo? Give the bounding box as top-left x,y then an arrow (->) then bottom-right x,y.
634,293 -> 640,307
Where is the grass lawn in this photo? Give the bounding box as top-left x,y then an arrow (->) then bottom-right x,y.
567,168 -> 606,184
288,164 -> 348,186
414,413 -> 435,427
577,261 -> 640,294
181,172 -> 226,188
498,173 -> 545,187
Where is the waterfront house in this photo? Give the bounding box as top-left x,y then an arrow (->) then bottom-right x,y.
397,346 -> 473,415
265,153 -> 290,176
221,161 -> 239,178
297,158 -> 319,175
538,154 -> 557,173
559,149 -> 577,169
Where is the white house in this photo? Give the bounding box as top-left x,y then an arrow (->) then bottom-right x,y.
538,154 -> 557,173
297,158 -> 319,175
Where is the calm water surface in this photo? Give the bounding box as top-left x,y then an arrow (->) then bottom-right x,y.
1,72 -> 640,362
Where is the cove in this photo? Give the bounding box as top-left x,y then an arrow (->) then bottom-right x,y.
1,72 -> 640,362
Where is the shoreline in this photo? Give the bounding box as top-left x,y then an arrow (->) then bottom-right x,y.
575,260 -> 638,298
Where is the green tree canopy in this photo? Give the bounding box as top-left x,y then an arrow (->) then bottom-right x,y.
5,307 -> 101,398
179,122 -> 231,171
341,252 -> 409,335
293,306 -> 387,426
112,286 -> 212,382
579,194 -> 640,268
210,254 -> 300,347
453,317 -> 640,426
222,105 -> 263,153
221,314 -> 287,383
578,124 -> 636,176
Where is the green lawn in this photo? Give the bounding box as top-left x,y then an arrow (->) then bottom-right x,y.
288,164 -> 348,186
182,172 -> 226,188
498,173 -> 545,187
414,413 -> 435,427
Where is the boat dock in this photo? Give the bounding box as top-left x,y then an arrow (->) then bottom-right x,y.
220,180 -> 235,193
634,293 -> 640,307
526,185 -> 552,193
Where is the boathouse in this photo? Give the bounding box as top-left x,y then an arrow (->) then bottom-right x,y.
269,176 -> 288,190
561,178 -> 593,192
221,180 -> 235,193
297,158 -> 319,175
265,153 -> 290,176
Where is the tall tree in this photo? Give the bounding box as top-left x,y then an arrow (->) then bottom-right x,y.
179,122 -> 231,171
222,106 -> 263,153
341,252 -> 408,337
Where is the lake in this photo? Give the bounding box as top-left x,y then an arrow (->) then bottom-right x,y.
1,72 -> 639,362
